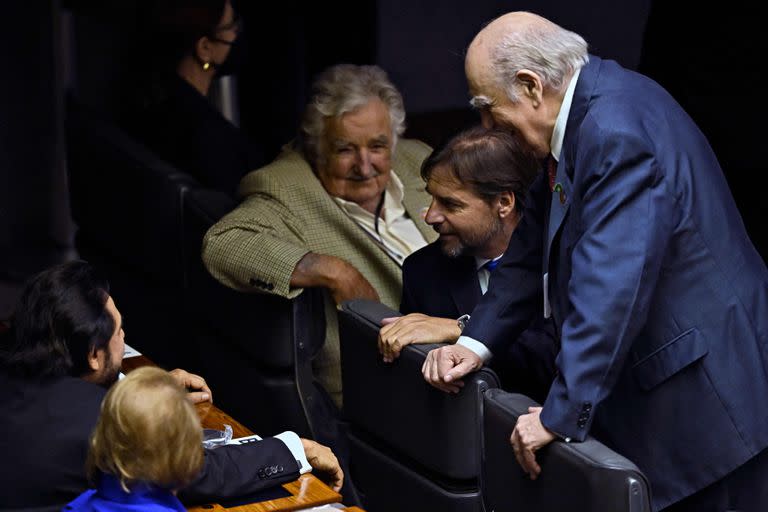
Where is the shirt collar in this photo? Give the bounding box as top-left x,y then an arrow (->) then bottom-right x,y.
474,253 -> 503,271
549,67 -> 581,163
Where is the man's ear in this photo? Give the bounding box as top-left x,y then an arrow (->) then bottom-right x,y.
515,69 -> 544,107
497,191 -> 516,218
87,346 -> 102,372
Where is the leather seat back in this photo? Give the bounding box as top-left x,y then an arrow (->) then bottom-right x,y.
182,187 -> 333,439
483,389 -> 652,512
339,299 -> 499,511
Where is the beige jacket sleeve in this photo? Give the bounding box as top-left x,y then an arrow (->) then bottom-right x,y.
202,180 -> 311,299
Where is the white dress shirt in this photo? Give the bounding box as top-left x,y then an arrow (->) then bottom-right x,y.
333,171 -> 428,265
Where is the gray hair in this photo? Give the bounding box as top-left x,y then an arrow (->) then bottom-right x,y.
298,64 -> 406,168
490,15 -> 589,102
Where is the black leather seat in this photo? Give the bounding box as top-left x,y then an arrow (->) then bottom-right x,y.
483,389 -> 652,512
338,299 -> 499,512
181,187 -> 337,441
66,96 -> 198,369
67,99 -> 338,441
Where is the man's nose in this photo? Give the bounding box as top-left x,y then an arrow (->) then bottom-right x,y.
354,149 -> 375,176
425,201 -> 444,225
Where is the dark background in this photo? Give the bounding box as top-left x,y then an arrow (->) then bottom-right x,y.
1,1 -> 762,317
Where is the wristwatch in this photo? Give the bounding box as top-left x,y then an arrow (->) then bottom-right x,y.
457,314 -> 471,332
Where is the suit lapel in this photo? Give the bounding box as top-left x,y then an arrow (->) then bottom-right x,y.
448,256 -> 482,315
544,56 -> 601,272
545,159 -> 572,266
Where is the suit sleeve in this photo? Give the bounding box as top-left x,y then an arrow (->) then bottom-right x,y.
178,437 -> 300,504
540,120 -> 674,441
462,172 -> 547,353
202,191 -> 310,299
400,255 -> 419,314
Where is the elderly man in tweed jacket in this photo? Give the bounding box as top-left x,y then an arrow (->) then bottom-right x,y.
202,64 -> 437,405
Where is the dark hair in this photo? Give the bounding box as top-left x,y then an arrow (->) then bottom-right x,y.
144,0 -> 228,70
0,261 -> 114,378
420,126 -> 539,212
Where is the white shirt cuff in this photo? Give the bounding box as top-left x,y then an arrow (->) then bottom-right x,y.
456,335 -> 493,363
273,431 -> 312,474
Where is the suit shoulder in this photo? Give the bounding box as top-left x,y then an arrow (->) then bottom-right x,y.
403,241 -> 445,275
397,138 -> 432,156
238,148 -> 314,197
393,139 -> 432,176
58,377 -> 107,409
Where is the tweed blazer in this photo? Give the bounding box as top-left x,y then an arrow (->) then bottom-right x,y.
202,138 -> 437,403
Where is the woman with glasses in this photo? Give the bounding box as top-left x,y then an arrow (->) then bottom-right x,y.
122,0 -> 264,197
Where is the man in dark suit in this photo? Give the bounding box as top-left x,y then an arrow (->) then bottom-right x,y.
422,12 -> 768,512
377,126 -> 556,402
0,261 -> 342,512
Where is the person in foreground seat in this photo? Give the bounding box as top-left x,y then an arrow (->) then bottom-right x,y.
64,367 -> 204,512
0,261 -> 342,512
378,126 -> 557,403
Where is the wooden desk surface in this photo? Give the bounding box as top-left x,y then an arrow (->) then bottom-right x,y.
122,356 -> 342,512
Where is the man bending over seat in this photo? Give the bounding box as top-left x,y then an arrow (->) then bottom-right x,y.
378,127 -> 557,402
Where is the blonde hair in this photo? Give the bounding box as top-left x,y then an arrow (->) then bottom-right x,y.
87,367 -> 204,491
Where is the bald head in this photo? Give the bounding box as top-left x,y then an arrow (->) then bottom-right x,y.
465,11 -> 588,157
466,11 -> 588,101
469,12 -> 550,56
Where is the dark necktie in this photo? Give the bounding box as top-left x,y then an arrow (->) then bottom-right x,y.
547,156 -> 557,192
482,258 -> 500,273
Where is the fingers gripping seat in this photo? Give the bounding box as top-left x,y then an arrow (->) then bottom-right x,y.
482,389 -> 652,512
339,299 -> 499,512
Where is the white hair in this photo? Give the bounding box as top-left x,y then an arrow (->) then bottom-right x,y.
299,64 -> 406,168
490,15 -> 589,102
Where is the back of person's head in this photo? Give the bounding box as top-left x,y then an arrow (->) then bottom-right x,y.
87,366 -> 204,491
421,126 -> 539,212
0,261 -> 113,379
298,63 -> 406,168
142,0 -> 228,72
489,12 -> 589,102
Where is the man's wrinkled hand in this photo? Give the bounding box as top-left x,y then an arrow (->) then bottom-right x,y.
329,262 -> 379,305
168,368 -> 212,404
378,314 -> 461,362
421,344 -> 483,393
300,438 -> 344,492
510,407 -> 555,479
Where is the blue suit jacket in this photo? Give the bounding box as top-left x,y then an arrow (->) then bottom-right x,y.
464,56 -> 768,510
401,241 -> 558,403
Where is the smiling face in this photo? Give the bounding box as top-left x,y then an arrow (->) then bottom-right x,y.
425,164 -> 507,259
315,98 -> 394,214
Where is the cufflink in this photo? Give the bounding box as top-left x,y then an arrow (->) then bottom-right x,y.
457,314 -> 471,332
